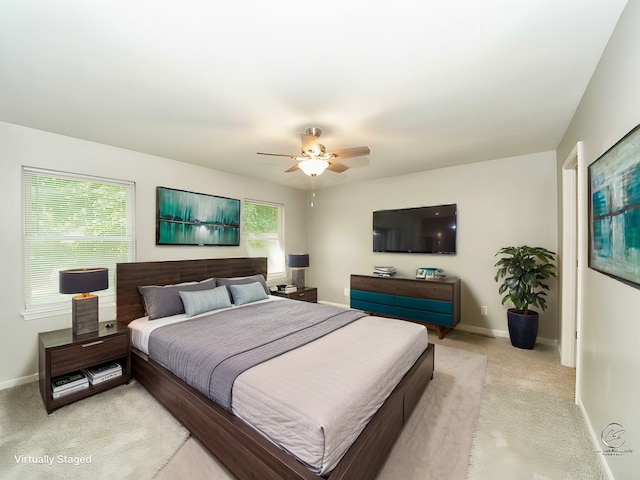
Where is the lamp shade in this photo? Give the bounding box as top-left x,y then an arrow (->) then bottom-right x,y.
287,254 -> 309,268
59,268 -> 109,295
298,159 -> 329,177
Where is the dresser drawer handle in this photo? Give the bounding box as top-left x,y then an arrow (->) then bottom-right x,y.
81,340 -> 104,348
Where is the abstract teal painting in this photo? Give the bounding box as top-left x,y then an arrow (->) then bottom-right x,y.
589,124 -> 640,288
156,187 -> 240,246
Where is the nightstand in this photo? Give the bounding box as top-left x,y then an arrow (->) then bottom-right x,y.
271,287 -> 318,303
38,321 -> 131,413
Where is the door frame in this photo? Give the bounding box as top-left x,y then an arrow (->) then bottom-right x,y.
560,142 -> 583,369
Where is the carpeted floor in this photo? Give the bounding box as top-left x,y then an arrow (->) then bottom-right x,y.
0,379 -> 188,480
155,343 -> 488,480
2,329 -> 603,480
428,330 -> 607,480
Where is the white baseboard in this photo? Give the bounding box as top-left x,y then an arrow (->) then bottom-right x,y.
576,396 -> 614,480
0,373 -> 38,391
451,323 -> 557,346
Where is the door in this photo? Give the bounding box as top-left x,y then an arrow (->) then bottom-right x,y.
560,143 -> 583,368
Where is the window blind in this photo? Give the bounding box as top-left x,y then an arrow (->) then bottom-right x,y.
243,199 -> 285,280
22,167 -> 136,319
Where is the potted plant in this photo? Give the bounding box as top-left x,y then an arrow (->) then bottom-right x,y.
494,246 -> 557,349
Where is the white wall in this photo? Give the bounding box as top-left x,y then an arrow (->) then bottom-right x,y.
557,1 -> 639,478
0,121 -> 308,387
307,151 -> 559,340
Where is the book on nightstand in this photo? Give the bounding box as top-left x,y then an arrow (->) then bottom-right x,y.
51,371 -> 89,398
85,361 -> 123,385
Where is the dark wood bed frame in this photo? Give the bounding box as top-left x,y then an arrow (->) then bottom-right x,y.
116,257 -> 435,480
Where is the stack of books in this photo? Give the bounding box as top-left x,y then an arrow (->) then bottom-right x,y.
51,371 -> 89,399
373,266 -> 397,277
85,361 -> 123,385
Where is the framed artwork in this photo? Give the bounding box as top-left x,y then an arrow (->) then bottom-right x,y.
156,186 -> 240,246
588,124 -> 640,288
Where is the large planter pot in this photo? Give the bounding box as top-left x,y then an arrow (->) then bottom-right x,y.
507,309 -> 539,349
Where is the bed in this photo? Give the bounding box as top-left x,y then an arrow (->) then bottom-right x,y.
116,257 -> 435,480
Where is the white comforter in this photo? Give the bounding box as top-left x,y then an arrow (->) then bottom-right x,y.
129,297 -> 429,474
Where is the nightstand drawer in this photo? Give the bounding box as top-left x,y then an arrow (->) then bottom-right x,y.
289,290 -> 317,302
271,287 -> 318,303
50,335 -> 129,376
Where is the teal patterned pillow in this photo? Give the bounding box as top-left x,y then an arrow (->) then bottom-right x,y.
228,282 -> 268,305
179,286 -> 232,317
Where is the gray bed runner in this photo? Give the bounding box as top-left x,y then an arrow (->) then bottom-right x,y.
148,300 -> 367,410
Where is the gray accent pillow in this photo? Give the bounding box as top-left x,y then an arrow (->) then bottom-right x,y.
139,278 -> 216,320
216,274 -> 269,297
228,282 -> 268,305
179,286 -> 232,317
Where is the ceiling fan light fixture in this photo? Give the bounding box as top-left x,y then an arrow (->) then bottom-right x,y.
305,127 -> 322,137
298,158 -> 329,177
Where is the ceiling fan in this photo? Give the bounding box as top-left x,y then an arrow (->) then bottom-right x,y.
257,127 -> 370,177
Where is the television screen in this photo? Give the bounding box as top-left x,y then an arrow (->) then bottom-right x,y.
373,204 -> 457,254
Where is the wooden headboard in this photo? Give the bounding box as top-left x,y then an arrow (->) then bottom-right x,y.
116,257 -> 268,325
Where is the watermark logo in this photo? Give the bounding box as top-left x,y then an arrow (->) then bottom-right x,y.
14,454 -> 93,466
596,422 -> 633,457
601,423 -> 625,449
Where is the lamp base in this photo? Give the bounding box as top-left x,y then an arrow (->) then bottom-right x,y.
291,269 -> 306,289
72,295 -> 99,335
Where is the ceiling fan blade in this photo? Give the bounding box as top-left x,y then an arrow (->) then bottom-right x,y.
284,164 -> 300,173
300,133 -> 321,156
329,146 -> 371,160
257,152 -> 298,159
326,162 -> 349,173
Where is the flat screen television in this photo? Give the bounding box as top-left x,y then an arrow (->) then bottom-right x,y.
373,204 -> 457,254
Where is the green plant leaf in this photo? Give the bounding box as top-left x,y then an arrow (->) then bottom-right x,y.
494,245 -> 556,312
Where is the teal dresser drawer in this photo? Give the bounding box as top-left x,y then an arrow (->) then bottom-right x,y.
351,299 -> 454,327
351,290 -> 455,327
350,290 -> 452,315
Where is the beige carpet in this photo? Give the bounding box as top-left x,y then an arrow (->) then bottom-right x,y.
428,330 -> 607,480
0,379 -> 188,480
155,344 -> 488,480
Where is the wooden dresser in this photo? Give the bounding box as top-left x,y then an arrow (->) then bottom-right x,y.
350,274 -> 461,339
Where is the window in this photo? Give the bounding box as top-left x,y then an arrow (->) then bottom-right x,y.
22,167 -> 135,319
243,200 -> 285,280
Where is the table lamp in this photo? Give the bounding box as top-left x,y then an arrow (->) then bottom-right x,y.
59,268 -> 109,335
287,254 -> 309,289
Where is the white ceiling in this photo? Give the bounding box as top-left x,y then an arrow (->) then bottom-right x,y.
0,0 -> 628,190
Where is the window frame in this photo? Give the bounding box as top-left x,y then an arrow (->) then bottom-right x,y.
22,166 -> 136,320
243,199 -> 286,281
